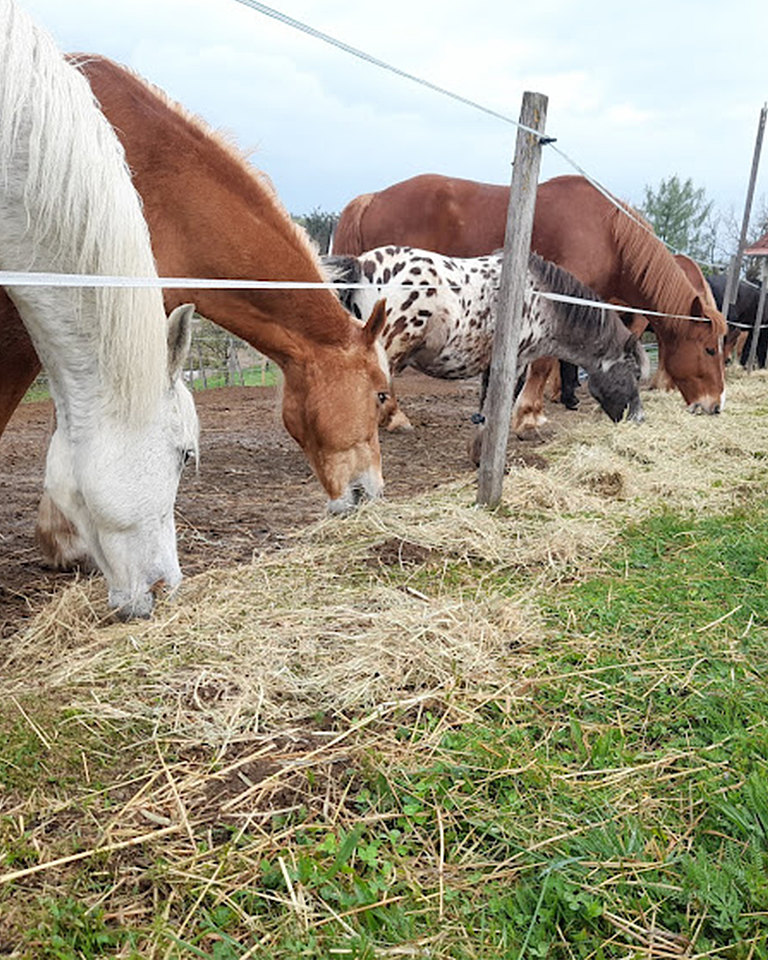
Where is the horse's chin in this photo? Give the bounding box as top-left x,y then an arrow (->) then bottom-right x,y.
687,398 -> 723,415
108,577 -> 180,621
109,588 -> 155,621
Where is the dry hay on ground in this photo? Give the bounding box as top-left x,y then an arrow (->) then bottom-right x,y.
3,369 -> 768,743
2,369 -> 768,955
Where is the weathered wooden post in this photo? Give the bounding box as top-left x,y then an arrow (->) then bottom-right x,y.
721,103 -> 766,325
476,91 -> 549,507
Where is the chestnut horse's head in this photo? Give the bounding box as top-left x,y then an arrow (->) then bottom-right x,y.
280,300 -> 393,513
655,295 -> 726,415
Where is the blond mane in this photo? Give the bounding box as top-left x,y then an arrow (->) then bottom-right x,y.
68,54 -> 323,275
0,3 -> 169,423
611,203 -> 726,337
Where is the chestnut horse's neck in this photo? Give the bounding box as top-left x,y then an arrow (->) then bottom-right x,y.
72,55 -> 356,368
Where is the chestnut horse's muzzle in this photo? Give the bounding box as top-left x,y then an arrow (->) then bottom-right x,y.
326,468 -> 383,515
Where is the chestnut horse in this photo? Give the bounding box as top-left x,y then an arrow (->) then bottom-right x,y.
1,54 -> 396,567
646,254 -> 721,391
334,173 -> 726,431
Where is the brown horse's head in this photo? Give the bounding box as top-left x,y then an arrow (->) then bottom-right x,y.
280,300 -> 392,512
655,295 -> 726,414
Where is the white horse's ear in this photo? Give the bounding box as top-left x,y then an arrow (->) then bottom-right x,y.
167,303 -> 195,381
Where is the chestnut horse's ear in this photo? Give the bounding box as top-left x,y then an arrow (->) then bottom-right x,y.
690,296 -> 705,319
363,298 -> 387,344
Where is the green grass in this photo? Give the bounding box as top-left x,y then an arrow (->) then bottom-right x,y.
5,503 -> 768,956
185,364 -> 280,391
21,364 -> 280,404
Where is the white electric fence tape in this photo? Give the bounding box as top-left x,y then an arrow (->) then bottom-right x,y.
0,270 -> 712,324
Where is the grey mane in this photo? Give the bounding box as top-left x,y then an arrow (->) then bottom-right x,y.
528,252 -> 616,338
320,254 -> 361,312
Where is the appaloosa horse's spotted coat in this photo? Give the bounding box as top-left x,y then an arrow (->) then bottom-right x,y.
325,246 -> 649,435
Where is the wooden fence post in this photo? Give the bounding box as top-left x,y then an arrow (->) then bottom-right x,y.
721,103 -> 766,324
476,90 -> 549,507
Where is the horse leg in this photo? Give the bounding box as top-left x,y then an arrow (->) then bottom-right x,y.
0,291 -> 42,435
35,491 -> 94,570
544,362 -> 562,402
649,340 -> 676,392
723,326 -> 742,365
1,295 -> 93,569
558,361 -> 580,410
512,357 -> 553,438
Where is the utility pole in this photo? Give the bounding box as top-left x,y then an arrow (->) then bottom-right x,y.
721,104 -> 766,323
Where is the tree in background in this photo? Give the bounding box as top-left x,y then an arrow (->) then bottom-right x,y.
639,175 -> 718,268
293,208 -> 338,254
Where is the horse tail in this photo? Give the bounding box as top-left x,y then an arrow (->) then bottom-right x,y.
332,192 -> 375,255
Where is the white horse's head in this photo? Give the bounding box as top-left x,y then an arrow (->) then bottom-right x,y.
43,305 -> 199,619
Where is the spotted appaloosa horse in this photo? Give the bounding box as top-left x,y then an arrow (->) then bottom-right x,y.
325,246 -> 648,437
1,54 -> 396,572
0,1 -> 198,619
334,173 -> 726,422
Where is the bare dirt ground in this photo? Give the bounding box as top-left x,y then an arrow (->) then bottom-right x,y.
0,369 -> 586,636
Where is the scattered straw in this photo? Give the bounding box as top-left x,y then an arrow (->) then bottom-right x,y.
4,371 -> 768,740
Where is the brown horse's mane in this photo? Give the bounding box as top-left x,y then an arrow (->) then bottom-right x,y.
68,53 -> 323,272
610,201 -> 727,336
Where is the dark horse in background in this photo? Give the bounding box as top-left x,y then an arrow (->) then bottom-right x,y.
708,274 -> 765,367
334,173 -> 726,433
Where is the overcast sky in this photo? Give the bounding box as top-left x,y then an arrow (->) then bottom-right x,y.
20,0 -> 768,260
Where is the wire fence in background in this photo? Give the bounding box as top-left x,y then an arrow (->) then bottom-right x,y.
25,320 -> 277,401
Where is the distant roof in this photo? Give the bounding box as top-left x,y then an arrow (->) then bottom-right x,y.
745,230 -> 768,256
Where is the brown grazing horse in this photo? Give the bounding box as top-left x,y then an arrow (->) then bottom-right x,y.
1,54 -> 397,565
334,173 -> 726,433
646,254 -> 722,391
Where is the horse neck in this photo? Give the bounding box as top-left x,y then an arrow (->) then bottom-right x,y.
143,170 -> 356,370
521,281 -> 627,369
167,287 -> 355,369
10,286 -> 108,438
81,60 -> 356,367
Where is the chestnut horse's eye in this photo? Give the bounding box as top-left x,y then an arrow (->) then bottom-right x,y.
705,347 -> 716,356
377,391 -> 390,404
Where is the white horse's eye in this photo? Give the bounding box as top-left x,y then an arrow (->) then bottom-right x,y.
181,448 -> 196,467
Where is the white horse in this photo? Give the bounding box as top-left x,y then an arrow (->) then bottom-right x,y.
0,0 -> 198,619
